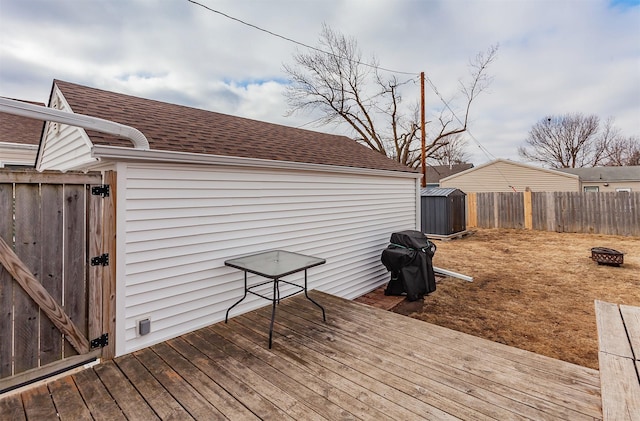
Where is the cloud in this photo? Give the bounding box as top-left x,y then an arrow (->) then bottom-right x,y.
1,0 -> 638,165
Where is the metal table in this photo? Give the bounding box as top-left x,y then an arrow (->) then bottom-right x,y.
224,250 -> 326,348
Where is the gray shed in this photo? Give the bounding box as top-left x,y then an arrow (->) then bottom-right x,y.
420,188 -> 466,235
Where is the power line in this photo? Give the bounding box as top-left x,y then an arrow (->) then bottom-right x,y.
186,0 -> 416,76
186,0 -> 503,168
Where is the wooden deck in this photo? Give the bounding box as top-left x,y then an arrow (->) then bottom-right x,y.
1,291 -> 602,420
595,300 -> 640,420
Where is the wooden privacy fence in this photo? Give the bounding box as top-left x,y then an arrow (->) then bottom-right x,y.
467,191 -> 640,236
0,169 -> 116,393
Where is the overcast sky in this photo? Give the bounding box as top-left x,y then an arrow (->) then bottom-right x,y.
1,0 -> 639,165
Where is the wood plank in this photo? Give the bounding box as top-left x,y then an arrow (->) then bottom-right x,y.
21,384 -> 59,420
524,190 -> 533,229
13,184 -> 41,374
0,170 -> 101,185
0,236 -> 90,355
114,353 -> 194,420
101,170 -> 117,359
47,375 -> 93,421
151,341 -> 258,420
63,184 -> 87,358
620,304 -> 640,360
0,392 -> 26,421
167,336 -> 295,421
199,328 -> 354,421
73,368 -> 126,421
0,183 -> 14,378
467,192 -> 477,228
133,347 -> 226,420
599,352 -> 640,421
212,321 -> 417,420
595,300 -> 633,358
39,183 -> 64,366
87,183 -> 103,353
93,360 -> 159,421
286,293 -> 602,418
0,349 -> 99,395
237,309 -> 496,420
257,298 -> 598,420
183,330 -> 325,420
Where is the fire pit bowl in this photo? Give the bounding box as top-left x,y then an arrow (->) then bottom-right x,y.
591,247 -> 624,266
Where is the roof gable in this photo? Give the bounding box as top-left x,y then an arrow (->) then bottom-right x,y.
52,80 -> 414,173
425,163 -> 473,183
441,159 -> 579,182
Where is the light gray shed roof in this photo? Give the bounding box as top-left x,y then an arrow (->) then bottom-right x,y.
420,187 -> 465,197
556,166 -> 640,182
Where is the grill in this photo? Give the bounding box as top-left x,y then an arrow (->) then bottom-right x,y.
591,247 -> 624,266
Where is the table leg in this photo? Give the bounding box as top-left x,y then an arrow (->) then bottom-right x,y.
225,271 -> 248,323
269,279 -> 278,348
303,269 -> 326,322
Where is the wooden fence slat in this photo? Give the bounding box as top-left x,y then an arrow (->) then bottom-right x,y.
39,184 -> 64,366
0,183 -> 14,378
0,235 -> 90,355
13,184 -> 41,373
101,170 -> 117,359
64,184 -> 87,358
469,191 -> 639,236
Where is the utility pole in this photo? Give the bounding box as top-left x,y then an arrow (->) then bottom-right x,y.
420,72 -> 426,188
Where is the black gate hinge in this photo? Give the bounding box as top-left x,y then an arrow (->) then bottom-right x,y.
91,253 -> 109,266
90,333 -> 109,349
91,185 -> 110,197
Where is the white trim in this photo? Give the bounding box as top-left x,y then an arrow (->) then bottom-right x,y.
91,145 -> 420,179
115,162 -> 128,357
0,142 -> 39,150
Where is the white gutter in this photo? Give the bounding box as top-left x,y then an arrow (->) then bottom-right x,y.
0,97 -> 149,150
91,145 -> 420,179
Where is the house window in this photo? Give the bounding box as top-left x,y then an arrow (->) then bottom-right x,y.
583,186 -> 599,192
616,188 -> 632,193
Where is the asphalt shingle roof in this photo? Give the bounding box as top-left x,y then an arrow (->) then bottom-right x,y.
0,98 -> 45,145
54,80 -> 415,173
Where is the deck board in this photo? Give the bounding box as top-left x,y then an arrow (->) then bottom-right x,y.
595,300 -> 640,421
1,292 -> 603,420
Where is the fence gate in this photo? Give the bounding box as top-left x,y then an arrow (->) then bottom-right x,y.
0,169 -> 113,394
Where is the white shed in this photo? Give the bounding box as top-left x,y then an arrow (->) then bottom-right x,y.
35,80 -> 420,356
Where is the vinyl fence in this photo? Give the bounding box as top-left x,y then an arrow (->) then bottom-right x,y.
467,191 -> 640,236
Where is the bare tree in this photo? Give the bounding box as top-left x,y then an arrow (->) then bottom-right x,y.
428,133 -> 471,166
604,134 -> 640,166
518,113 -> 614,168
283,24 -> 497,167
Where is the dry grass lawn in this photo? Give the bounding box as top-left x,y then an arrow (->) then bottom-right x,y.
391,228 -> 640,369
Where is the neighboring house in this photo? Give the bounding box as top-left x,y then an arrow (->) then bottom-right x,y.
34,80 -> 419,356
424,163 -> 473,188
556,166 -> 640,192
0,99 -> 43,167
440,159 -> 579,192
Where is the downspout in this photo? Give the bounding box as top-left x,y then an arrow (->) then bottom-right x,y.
0,97 -> 149,150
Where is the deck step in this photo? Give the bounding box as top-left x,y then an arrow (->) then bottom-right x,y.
595,300 -> 640,420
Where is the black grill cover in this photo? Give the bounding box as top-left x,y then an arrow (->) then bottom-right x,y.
381,230 -> 437,301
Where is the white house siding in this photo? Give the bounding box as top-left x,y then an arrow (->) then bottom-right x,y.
37,88 -> 96,171
0,143 -> 37,167
117,162 -> 418,355
440,160 -> 579,192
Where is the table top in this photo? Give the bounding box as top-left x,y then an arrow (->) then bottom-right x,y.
224,250 -> 326,279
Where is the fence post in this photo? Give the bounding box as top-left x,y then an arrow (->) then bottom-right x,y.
467,192 -> 477,228
524,190 -> 533,230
